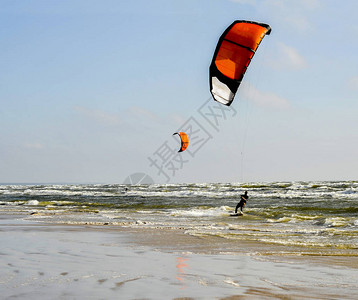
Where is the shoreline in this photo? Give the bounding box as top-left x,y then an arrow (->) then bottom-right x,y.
3,211 -> 358,263
1,213 -> 358,299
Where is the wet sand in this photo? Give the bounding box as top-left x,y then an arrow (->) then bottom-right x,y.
1,213 -> 357,299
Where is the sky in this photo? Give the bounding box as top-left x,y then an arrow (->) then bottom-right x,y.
1,0 -> 358,184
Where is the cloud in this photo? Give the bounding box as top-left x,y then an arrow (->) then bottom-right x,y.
23,143 -> 44,150
229,0 -> 257,4
284,16 -> 311,33
241,82 -> 290,109
266,0 -> 321,14
269,42 -> 307,70
73,106 -> 122,126
298,0 -> 320,10
279,43 -> 307,69
348,76 -> 358,90
73,105 -> 170,133
230,0 -> 321,33
128,106 -> 159,123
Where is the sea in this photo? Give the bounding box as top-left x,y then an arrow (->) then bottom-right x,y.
1,181 -> 357,256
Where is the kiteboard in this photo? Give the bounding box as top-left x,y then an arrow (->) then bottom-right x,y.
230,212 -> 243,217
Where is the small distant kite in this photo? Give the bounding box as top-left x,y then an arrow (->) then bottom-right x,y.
209,20 -> 271,106
173,132 -> 189,152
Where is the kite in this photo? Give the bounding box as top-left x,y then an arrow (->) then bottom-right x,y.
173,132 -> 189,152
209,20 -> 271,106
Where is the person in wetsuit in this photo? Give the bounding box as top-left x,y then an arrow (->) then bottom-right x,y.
235,191 -> 248,214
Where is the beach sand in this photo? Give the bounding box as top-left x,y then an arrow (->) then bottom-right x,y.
1,213 -> 357,299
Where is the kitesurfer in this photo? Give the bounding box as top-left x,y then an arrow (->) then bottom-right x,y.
235,191 -> 248,214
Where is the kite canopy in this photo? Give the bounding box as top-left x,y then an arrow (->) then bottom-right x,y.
209,20 -> 271,106
173,132 -> 189,152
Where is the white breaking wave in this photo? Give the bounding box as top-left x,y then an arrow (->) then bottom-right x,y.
170,206 -> 230,217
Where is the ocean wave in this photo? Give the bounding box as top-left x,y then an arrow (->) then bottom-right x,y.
1,181 -> 358,253
170,206 -> 230,217
1,181 -> 358,201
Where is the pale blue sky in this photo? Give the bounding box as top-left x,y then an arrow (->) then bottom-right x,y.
1,0 -> 357,183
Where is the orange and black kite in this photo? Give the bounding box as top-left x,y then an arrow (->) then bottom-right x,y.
209,20 -> 271,106
173,132 -> 189,152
